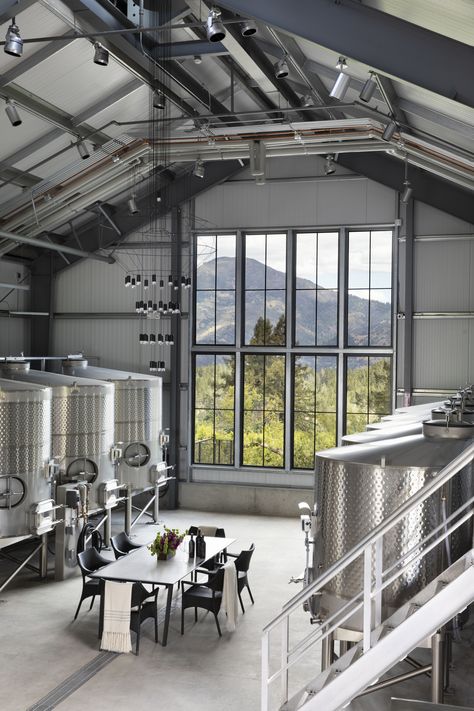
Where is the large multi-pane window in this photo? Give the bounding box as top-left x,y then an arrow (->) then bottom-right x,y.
244,233 -> 286,345
243,354 -> 285,467
194,354 -> 235,465
195,234 -> 236,344
192,228 -> 394,470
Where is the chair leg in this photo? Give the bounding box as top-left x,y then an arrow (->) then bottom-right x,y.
246,582 -> 255,604
194,606 -> 198,622
135,624 -> 141,655
74,595 -> 84,620
181,605 -> 184,635
89,595 -> 95,611
238,590 -> 245,614
214,613 -> 222,637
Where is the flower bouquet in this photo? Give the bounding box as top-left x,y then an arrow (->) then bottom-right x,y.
148,527 -> 186,561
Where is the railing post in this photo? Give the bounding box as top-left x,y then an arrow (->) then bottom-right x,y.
374,537 -> 383,628
363,545 -> 373,653
281,616 -> 289,706
261,631 -> 270,711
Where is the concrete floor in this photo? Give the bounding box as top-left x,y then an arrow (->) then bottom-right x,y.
0,509 -> 473,711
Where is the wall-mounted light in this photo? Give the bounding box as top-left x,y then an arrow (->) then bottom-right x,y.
93,42 -> 109,66
5,99 -> 21,127
401,157 -> 413,203
302,94 -> 313,108
128,195 -> 139,214
274,57 -> 289,79
382,118 -> 398,141
329,57 -> 350,100
324,154 -> 336,175
359,71 -> 377,103
193,158 -> 205,178
4,20 -> 22,57
76,140 -> 90,160
206,7 -> 226,42
241,20 -> 257,37
153,90 -> 166,110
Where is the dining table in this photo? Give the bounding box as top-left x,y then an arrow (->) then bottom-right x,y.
90,536 -> 235,646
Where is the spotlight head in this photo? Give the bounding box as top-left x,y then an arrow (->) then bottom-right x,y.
193,158 -> 205,179
4,22 -> 22,57
125,275 -> 131,287
93,42 -> 109,66
241,19 -> 257,37
153,90 -> 166,110
193,55 -> 202,65
76,140 -> 90,160
359,72 -> 377,103
324,154 -> 336,176
401,181 -> 413,203
128,196 -> 139,214
382,119 -> 398,141
156,192 -> 162,203
298,501 -> 311,512
336,56 -> 347,71
329,71 -> 350,101
206,7 -> 226,43
302,94 -> 313,108
5,99 -> 21,127
274,57 -> 289,79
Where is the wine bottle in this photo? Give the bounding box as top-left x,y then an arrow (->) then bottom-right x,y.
197,529 -> 206,559
188,533 -> 195,559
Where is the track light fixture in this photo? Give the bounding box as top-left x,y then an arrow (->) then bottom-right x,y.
193,158 -> 205,179
76,140 -> 90,160
5,99 -> 21,127
329,57 -> 350,100
241,20 -> 257,37
128,195 -> 139,214
302,94 -> 313,108
206,7 -> 226,43
193,54 -> 202,64
93,42 -> 109,66
382,118 -> 398,141
4,19 -> 22,57
359,71 -> 377,103
274,56 -> 289,79
153,90 -> 166,110
324,154 -> 336,176
401,157 -> 413,203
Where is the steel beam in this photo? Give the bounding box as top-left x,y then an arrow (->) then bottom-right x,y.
219,0 -> 474,108
29,255 -> 54,357
0,229 -> 115,263
0,35 -> 75,89
153,40 -> 227,58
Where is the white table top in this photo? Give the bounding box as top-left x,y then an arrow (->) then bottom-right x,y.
90,536 -> 235,586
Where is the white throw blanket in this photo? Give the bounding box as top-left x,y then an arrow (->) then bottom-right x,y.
100,580 -> 133,653
221,561 -> 238,632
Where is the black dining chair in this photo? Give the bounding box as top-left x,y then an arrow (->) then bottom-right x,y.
188,525 -> 227,573
110,531 -> 142,560
181,567 -> 225,637
130,582 -> 160,655
74,547 -> 111,620
227,543 -> 255,613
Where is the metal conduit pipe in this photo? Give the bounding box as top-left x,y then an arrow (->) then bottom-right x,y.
0,229 -> 114,263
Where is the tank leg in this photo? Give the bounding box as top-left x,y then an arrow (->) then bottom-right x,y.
431,631 -> 445,704
321,632 -> 334,671
104,511 -> 112,548
39,533 -> 48,579
153,482 -> 160,523
124,485 -> 132,536
339,640 -> 350,656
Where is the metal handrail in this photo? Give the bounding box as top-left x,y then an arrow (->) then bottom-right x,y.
263,440 -> 474,633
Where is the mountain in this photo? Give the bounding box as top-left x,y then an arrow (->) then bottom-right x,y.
195,257 -> 392,347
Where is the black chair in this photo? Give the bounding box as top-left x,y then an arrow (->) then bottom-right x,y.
181,567 -> 225,637
110,531 -> 142,560
188,525 -> 227,572
227,543 -> 255,613
74,547 -> 110,620
130,582 -> 160,655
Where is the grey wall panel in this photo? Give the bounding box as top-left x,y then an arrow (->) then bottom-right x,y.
0,260 -> 30,356
0,317 -> 29,356
366,179 -> 397,223
414,240 -> 473,311
413,319 -> 471,389
414,202 -> 473,236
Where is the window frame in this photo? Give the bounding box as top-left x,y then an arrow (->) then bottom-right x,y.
343,353 -> 394,435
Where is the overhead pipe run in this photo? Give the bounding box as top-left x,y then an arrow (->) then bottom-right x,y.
0,229 -> 114,263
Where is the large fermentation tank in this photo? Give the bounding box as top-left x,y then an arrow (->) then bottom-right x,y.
314,426 -> 474,629
0,363 -> 115,511
61,360 -> 162,491
342,421 -> 422,444
0,378 -> 52,538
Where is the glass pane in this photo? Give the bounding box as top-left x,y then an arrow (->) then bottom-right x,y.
263,412 -> 284,467
245,234 -> 266,289
195,354 -> 215,408
348,231 -> 370,288
346,357 -> 369,414
293,411 -> 316,469
294,356 -> 316,412
216,234 -> 236,289
245,290 -> 265,344
196,235 -> 216,288
316,356 -> 337,411
317,289 -> 338,346
317,232 -> 338,288
195,291 -> 215,344
214,410 -> 234,465
215,355 -> 235,409
370,231 -> 392,288
243,410 -> 264,466
215,290 -> 235,344
265,290 -> 286,345
244,355 -> 264,410
370,290 -> 392,346
264,355 -> 285,412
295,290 -> 316,346
316,413 -> 337,451
296,233 -> 316,285
266,233 -> 286,288
194,408 -> 214,464
347,289 -> 370,346
346,413 -> 368,436
368,357 -> 392,414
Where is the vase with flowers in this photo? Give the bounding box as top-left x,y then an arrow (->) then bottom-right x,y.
148,527 -> 187,561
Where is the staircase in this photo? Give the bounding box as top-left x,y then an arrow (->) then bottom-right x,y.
282,551 -> 474,711
261,442 -> 474,711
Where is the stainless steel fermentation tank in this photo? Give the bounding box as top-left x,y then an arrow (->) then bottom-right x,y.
314,424 -> 474,632
0,362 -> 116,511
0,378 -> 56,541
61,360 -> 163,492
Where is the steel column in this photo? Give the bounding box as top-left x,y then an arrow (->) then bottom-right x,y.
400,198 -> 414,406
169,206 -> 182,507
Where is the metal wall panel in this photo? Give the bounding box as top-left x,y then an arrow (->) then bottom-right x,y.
54,259 -> 131,312
415,240 -> 473,311
413,319 -> 471,389
414,202 -> 473,236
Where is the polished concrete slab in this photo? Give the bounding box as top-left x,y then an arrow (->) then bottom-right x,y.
1,509 -> 473,711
